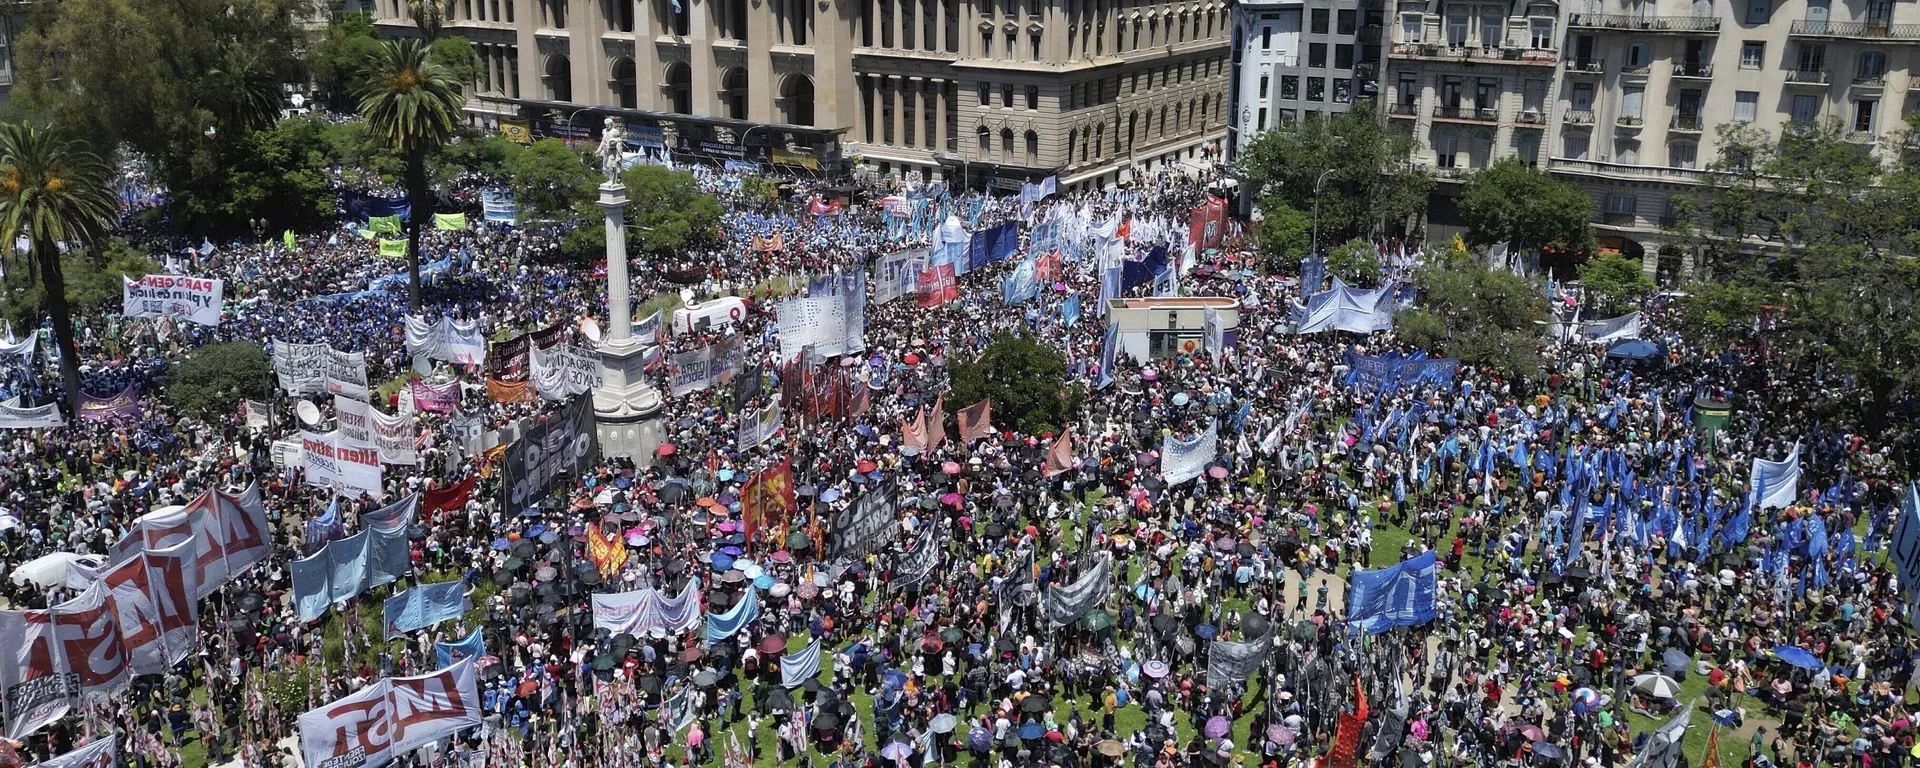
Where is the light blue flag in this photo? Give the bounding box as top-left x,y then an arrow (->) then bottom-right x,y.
290,554 -> 333,622
1097,322 -> 1118,390
383,581 -> 468,640
780,637 -> 823,688
704,588 -> 759,646
1061,295 -> 1082,327
436,628 -> 487,668
1344,550 -> 1438,635
328,530 -> 372,605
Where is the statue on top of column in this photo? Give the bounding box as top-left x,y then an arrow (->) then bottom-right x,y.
597,117 -> 626,182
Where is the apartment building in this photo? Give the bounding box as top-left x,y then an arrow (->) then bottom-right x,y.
1383,0 -> 1563,178
373,0 -> 1230,190
1225,0 -> 1384,163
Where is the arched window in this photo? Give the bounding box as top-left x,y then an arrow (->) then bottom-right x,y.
545,55 -> 573,102
720,68 -> 749,119
779,74 -> 814,125
977,125 -> 992,153
1093,123 -> 1105,157
1469,129 -> 1493,169
1126,111 -> 1138,150
1000,128 -> 1014,161
663,62 -> 692,113
1066,127 -> 1078,163
611,57 -> 637,109
1025,130 -> 1039,164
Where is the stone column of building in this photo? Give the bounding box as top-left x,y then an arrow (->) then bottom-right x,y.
632,0 -> 660,110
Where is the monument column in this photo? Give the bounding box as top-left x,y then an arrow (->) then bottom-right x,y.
590,136 -> 665,461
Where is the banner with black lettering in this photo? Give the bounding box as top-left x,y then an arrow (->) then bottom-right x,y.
827,480 -> 898,558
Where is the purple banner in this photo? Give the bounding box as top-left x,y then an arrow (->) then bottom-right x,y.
410,380 -> 459,413
78,386 -> 144,421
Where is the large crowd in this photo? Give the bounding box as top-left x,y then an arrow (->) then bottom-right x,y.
0,137 -> 1910,768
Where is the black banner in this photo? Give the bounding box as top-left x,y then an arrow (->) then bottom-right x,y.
828,481 -> 898,559
503,397 -> 599,510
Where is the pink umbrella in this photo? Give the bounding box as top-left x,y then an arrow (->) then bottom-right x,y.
717,521 -> 737,533
942,461 -> 961,475
941,492 -> 964,506
1204,716 -> 1231,739
1206,466 -> 1229,479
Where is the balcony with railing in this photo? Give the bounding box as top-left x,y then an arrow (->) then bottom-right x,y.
1388,41 -> 1559,65
1846,130 -> 1879,144
1549,156 -> 1708,184
1670,114 -> 1704,132
1790,20 -> 1920,40
1517,108 -> 1547,125
1621,62 -> 1653,77
1565,108 -> 1596,125
1616,114 -> 1645,130
1785,67 -> 1831,85
1567,57 -> 1605,74
1672,62 -> 1714,79
1567,13 -> 1720,32
1433,104 -> 1498,121
1388,101 -> 1419,117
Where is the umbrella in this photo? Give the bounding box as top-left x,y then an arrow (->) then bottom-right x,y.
759,636 -> 788,654
1206,466 -> 1229,479
1532,743 -> 1566,760
1515,723 -> 1545,742
786,532 -> 812,550
1773,645 -> 1824,670
680,647 -> 704,662
1081,610 -> 1113,631
1605,339 -> 1667,361
941,492 -> 964,507
591,654 -> 617,671
1095,740 -> 1126,758
1018,723 -> 1045,740
813,712 -> 842,730
656,443 -> 677,456
1213,537 -> 1235,551
1266,726 -> 1295,746
968,726 -> 993,752
692,671 -> 719,687
761,687 -> 795,713
636,675 -> 663,695
942,461 -> 961,475
1019,694 -> 1051,713
821,488 -> 843,503
930,714 -> 959,734
1661,648 -> 1692,674
1204,716 -> 1231,739
940,628 -> 966,643
1194,623 -> 1217,640
880,743 -> 913,761
1142,661 -> 1170,678
1631,673 -> 1682,699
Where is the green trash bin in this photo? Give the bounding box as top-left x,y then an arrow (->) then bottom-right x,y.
1694,395 -> 1731,451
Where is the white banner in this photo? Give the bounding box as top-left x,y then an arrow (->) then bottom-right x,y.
299,657 -> 481,768
301,430 -> 385,500
69,540 -> 199,676
122,275 -> 223,326
873,248 -> 927,305
0,400 -> 63,429
334,395 -> 375,447
274,341 -> 328,395
404,316 -> 487,366
39,736 -> 116,768
668,347 -> 716,397
736,404 -> 784,451
531,344 -> 604,401
372,410 -> 418,466
327,349 -> 370,401
244,399 -> 270,429
1160,421 -> 1218,485
775,295 -> 853,360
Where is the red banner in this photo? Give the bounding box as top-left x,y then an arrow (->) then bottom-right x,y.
743,458 -> 797,541
1187,194 -> 1229,251
916,264 -> 957,307
423,475 -> 477,515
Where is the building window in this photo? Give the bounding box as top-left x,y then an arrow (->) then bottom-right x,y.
1281,75 -> 1299,99
1309,43 -> 1326,67
1480,14 -> 1502,50
1858,51 -> 1887,81
1792,94 -> 1819,123
1616,139 -> 1639,164
1002,83 -> 1015,107
1310,8 -> 1328,33
1740,41 -> 1764,69
1797,43 -> 1825,73
1621,85 -> 1644,120
1026,85 -> 1039,110
1334,78 -> 1351,103
1530,18 -> 1553,48
1563,132 -> 1589,159
1258,75 -> 1270,99
1279,108 -> 1296,123
1334,44 -> 1353,69
1626,42 -> 1650,68
1434,129 -> 1458,167
1337,9 -> 1355,34
1001,128 -> 1014,161
1031,33 -> 1041,59
1669,142 -> 1697,169
1854,98 -> 1877,133
982,32 -> 993,56
979,82 -> 992,105
1401,13 -> 1422,43
1025,130 -> 1039,163
1397,73 -> 1418,106
1605,193 -> 1636,215
977,125 -> 991,151
1262,27 -> 1272,49
1735,91 -> 1758,122
1517,133 -> 1540,166
1307,76 -> 1325,101
1746,0 -> 1769,24
1446,15 -> 1468,48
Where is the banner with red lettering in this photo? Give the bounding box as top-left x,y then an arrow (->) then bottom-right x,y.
1187,195 -> 1229,251
68,540 -> 199,676
298,657 -> 481,768
122,275 -> 224,326
103,483 -> 271,599
301,430 -> 386,501
0,583 -> 134,739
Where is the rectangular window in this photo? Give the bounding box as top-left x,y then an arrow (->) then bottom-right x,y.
1279,108 -> 1297,123
1735,91 -> 1758,122
1397,73 -> 1418,105
1441,76 -> 1463,107
1517,133 -> 1540,166
1026,85 -> 1039,110
1563,132 -> 1589,159
1262,28 -> 1271,49
1337,9 -> 1355,34
1740,41 -> 1764,69
1792,94 -> 1819,123
1481,16 -> 1503,49
1256,107 -> 1267,129
979,82 -> 992,106
1523,79 -> 1545,115
1307,76 -> 1325,101
1669,143 -> 1697,168
1259,76 -> 1270,99
1335,44 -> 1354,69
982,32 -> 993,56
1435,132 -> 1458,167
1401,13 -> 1422,42
1606,193 -> 1636,215
1002,83 -> 1015,107
1797,43 -> 1825,72
1746,0 -> 1769,23
1334,78 -> 1351,103
1309,43 -> 1327,67
1031,33 -> 1041,59
1447,15 -> 1468,48
1530,18 -> 1553,48
1621,85 -> 1644,119
1855,98 -> 1877,133
1281,76 -> 1298,99
1311,8 -> 1328,33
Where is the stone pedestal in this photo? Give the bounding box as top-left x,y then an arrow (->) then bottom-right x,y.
591,180 -> 664,461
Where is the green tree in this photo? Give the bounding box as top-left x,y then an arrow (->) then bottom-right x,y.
1,240 -> 161,328
1324,239 -> 1383,288
509,139 -> 594,219
1575,251 -> 1656,314
358,39 -> 465,310
1397,249 -> 1549,379
163,341 -> 272,417
433,132 -> 523,183
1237,104 -> 1432,245
1253,199 -> 1312,273
429,36 -> 482,87
0,124 -> 119,413
169,117 -> 341,233
1671,278 -> 1769,352
619,165 -> 724,252
309,12 -> 385,110
949,333 -> 1084,435
1459,156 -> 1598,256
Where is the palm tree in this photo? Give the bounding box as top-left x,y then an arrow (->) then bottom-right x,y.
203,46 -> 288,136
407,0 -> 456,40
358,39 -> 464,311
0,124 -> 118,414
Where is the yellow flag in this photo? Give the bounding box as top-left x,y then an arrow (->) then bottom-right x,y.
378,239 -> 406,258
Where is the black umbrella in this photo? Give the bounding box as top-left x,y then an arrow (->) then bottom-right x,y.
762,687 -> 796,713
814,712 -> 842,730
787,532 -> 812,550
490,570 -> 514,587
511,539 -> 536,557
803,678 -> 831,694
693,671 -> 719,687
1243,613 -> 1271,639
1019,694 -> 1051,713
592,654 -> 618,671
637,675 -> 664,695
579,570 -> 604,586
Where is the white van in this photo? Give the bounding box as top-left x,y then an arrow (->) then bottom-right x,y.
672,296 -> 749,337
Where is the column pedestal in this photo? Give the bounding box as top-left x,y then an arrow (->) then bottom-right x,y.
591,181 -> 665,461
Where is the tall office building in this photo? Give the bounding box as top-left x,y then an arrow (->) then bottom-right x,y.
373,0 -> 1231,190
1225,0 -> 1382,164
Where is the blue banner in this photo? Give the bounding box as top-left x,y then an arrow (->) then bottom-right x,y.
1002,257 -> 1039,306
345,192 -> 411,222
780,637 -> 823,688
1121,246 -> 1168,293
292,524 -> 412,623
1097,322 -> 1118,390
967,221 -> 1018,272
1300,255 -> 1327,295
1345,352 -> 1459,392
436,628 -> 487,668
1030,220 -> 1061,256
933,241 -> 969,276
1345,550 -> 1439,635
704,588 -> 760,647
1061,295 -> 1082,327
383,581 -> 468,640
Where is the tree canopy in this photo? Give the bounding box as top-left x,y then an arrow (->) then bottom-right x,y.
1459,157 -> 1597,256
1397,248 -> 1549,380
164,342 -> 272,417
1237,104 -> 1431,245
619,166 -> 725,252
950,333 -> 1083,435
510,139 -> 594,220
1575,251 -> 1655,315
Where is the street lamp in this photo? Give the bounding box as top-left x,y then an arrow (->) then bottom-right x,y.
1310,168 -> 1337,257
934,151 -> 971,191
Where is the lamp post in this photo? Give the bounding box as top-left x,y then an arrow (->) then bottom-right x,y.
1310,168 -> 1337,257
